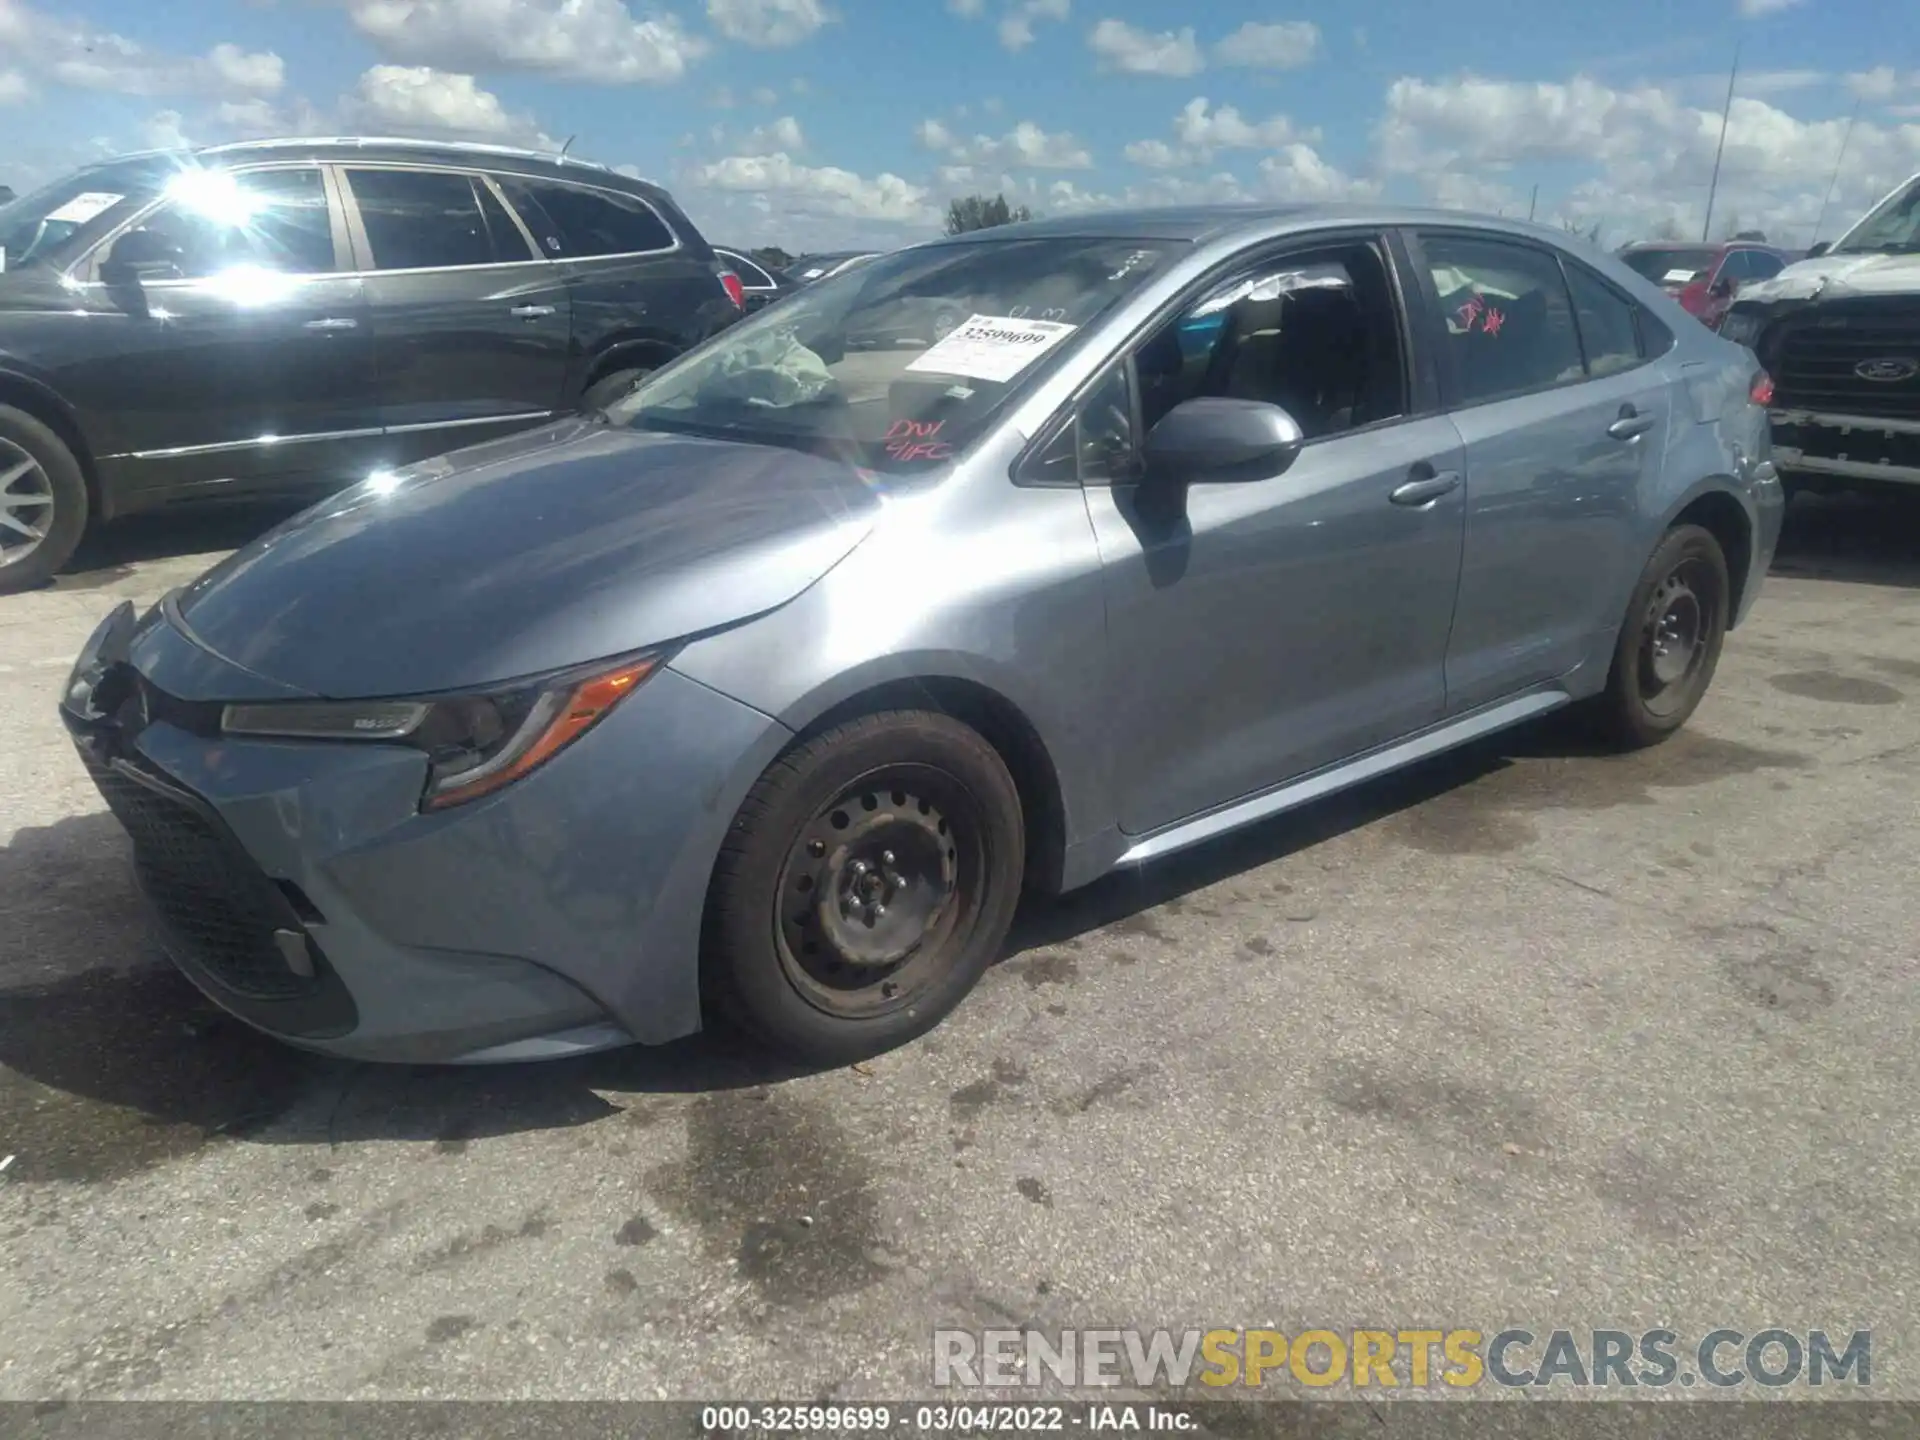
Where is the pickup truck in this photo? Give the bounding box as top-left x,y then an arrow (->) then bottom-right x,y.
1719,171 -> 1920,499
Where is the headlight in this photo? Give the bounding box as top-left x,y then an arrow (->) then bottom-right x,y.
220,653 -> 662,810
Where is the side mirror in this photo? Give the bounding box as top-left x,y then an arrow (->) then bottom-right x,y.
1710,275 -> 1737,298
1143,397 -> 1304,483
1807,241 -> 1831,259
102,228 -> 184,283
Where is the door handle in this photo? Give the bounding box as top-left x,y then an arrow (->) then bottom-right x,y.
1389,470 -> 1462,507
510,304 -> 556,319
1608,407 -> 1655,441
303,317 -> 357,331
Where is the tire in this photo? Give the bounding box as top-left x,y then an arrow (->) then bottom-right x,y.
581,367 -> 650,413
0,404 -> 89,595
702,710 -> 1025,1066
1589,523 -> 1730,749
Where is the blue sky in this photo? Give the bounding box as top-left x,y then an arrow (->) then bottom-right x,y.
3,0 -> 1917,250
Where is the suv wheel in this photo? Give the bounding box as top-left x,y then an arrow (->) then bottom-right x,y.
702,710 -> 1025,1065
581,367 -> 651,413
0,405 -> 89,594
1591,523 -> 1729,749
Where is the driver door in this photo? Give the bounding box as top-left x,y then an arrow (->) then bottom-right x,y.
72,164 -> 379,507
1066,235 -> 1468,837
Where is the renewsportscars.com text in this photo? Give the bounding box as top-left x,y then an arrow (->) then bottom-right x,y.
932,1327 -> 1872,1390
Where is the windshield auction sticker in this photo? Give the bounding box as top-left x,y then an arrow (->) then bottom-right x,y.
45,192 -> 124,225
906,314 -> 1077,384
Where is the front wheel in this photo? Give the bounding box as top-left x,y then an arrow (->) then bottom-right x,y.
0,405 -> 89,594
1589,523 -> 1730,749
702,710 -> 1025,1065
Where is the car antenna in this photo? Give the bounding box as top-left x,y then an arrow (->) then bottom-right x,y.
558,135 -> 576,163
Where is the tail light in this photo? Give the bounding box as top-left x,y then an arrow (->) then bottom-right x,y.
718,270 -> 745,309
1749,371 -> 1774,406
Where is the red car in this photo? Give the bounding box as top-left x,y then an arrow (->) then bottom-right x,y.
1617,241 -> 1798,329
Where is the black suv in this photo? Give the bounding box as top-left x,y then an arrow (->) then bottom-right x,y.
0,137 -> 745,590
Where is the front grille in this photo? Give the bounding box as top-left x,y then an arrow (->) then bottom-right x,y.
78,739 -> 320,1002
1770,302 -> 1920,419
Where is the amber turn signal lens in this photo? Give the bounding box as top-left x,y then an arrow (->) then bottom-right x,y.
422,656 -> 658,810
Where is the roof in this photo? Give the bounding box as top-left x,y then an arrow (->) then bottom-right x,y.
924,202 -> 1607,249
192,136 -> 666,193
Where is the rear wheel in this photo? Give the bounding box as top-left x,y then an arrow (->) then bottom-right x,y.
1590,523 -> 1730,749
0,405 -> 88,594
702,711 -> 1025,1065
581,367 -> 651,413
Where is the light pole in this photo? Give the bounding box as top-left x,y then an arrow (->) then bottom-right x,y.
1701,42 -> 1741,243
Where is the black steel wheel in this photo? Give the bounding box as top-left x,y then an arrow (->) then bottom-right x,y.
703,710 -> 1024,1064
1592,523 -> 1730,748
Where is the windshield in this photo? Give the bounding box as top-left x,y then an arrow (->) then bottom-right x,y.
1619,247 -> 1718,285
606,235 -> 1178,473
1831,175 -> 1920,255
0,157 -> 174,271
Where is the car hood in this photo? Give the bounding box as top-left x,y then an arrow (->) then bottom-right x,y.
171,417 -> 881,699
1739,250 -> 1920,304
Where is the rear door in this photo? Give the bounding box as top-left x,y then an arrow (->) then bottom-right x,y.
338,164 -> 573,465
1406,229 -> 1673,713
494,176 -> 735,378
70,164 -> 379,505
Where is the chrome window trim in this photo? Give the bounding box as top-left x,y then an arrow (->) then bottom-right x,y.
64,161 -> 355,286
713,248 -> 776,290
485,170 -> 684,264
110,409 -> 558,461
335,162 -> 558,275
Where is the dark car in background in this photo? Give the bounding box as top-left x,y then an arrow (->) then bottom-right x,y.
1616,240 -> 1796,330
0,137 -> 743,590
713,246 -> 798,312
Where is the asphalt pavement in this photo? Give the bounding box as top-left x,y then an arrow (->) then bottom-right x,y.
2,492 -> 1918,1404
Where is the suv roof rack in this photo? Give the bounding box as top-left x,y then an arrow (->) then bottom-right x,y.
197,136 -> 617,174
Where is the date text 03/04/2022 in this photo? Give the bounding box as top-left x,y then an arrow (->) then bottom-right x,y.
699,1403 -> 1197,1433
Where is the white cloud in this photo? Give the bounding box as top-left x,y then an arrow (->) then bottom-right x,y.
347,0 -> 706,84
1256,144 -> 1377,201
996,0 -> 1068,52
142,109 -> 195,150
1125,97 -> 1315,167
685,151 -> 934,224
917,117 -> 1092,169
0,0 -> 284,98
342,64 -> 557,148
1087,18 -> 1203,77
0,69 -> 29,104
1376,72 -> 1920,244
1737,69 -> 1826,97
706,0 -> 833,48
749,84 -> 779,104
946,0 -> 984,15
1739,0 -> 1802,14
1214,20 -> 1320,71
214,96 -> 284,132
1847,66 -> 1913,104
742,114 -> 805,150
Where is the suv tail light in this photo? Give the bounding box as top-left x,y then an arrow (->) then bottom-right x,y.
1749,370 -> 1775,406
718,270 -> 745,309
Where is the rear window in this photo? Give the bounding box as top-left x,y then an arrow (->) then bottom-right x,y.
501,179 -> 677,259
1619,247 -> 1717,286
